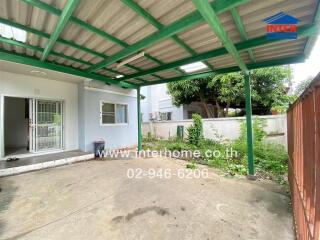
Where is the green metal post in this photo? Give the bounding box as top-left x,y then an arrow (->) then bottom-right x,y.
137,87 -> 142,151
245,73 -> 254,176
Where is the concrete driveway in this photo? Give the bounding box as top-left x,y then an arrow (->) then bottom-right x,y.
0,157 -> 294,240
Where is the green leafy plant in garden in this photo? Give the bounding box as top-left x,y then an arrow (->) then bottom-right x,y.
186,160 -> 197,169
233,119 -> 288,182
143,118 -> 288,185
187,114 -> 203,146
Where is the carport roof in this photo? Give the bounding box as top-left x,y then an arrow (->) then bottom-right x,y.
0,0 -> 319,89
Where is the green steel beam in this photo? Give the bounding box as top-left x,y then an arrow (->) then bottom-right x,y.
22,0 -> 129,47
144,53 -> 184,75
41,0 -> 80,61
137,87 -> 142,151
0,17 -> 105,58
244,73 -> 254,176
135,78 -> 148,83
0,38 -> 145,85
0,18 -> 160,82
230,8 -> 256,63
0,19 -> 113,71
138,55 -> 305,86
121,0 -> 162,29
0,50 -> 137,89
0,37 -> 146,84
22,0 -> 172,77
193,0 -> 248,73
140,71 -> 215,86
121,24 -> 318,81
0,36 -> 93,66
191,0 -> 252,176
0,37 -> 145,85
120,58 -> 162,79
87,0 -> 250,72
121,0 -> 213,71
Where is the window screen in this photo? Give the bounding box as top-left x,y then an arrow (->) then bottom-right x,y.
116,104 -> 128,123
101,103 -> 115,124
101,102 -> 128,124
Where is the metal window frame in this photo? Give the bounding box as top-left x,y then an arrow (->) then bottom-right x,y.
100,101 -> 129,126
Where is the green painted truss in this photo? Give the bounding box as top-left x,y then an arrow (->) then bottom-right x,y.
0,0 -> 318,89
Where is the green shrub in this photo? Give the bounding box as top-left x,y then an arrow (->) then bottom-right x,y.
254,142 -> 288,177
143,132 -> 157,142
186,160 -> 197,169
232,118 -> 288,182
187,114 -> 203,146
165,141 -> 192,151
233,119 -> 266,155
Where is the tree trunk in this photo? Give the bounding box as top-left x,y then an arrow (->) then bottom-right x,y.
216,101 -> 221,118
225,103 -> 230,117
199,92 -> 213,118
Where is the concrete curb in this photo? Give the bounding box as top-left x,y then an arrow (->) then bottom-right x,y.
0,153 -> 94,177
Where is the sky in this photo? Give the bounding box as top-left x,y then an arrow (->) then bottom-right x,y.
290,35 -> 320,89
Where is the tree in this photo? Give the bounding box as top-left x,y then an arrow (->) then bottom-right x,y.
208,72 -> 244,116
249,67 -> 293,114
167,77 -> 215,118
167,66 -> 292,117
294,76 -> 313,97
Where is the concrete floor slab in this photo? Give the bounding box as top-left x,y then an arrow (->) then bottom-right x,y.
0,157 -> 294,240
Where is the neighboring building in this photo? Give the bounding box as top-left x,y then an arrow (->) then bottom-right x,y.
141,64 -> 294,122
141,84 -> 207,122
0,62 -> 137,158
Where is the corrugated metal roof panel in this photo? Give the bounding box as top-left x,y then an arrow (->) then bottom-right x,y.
156,70 -> 183,79
136,0 -> 197,26
177,11 -> 241,53
240,0 -> 316,39
125,57 -> 159,70
116,65 -> 138,75
252,39 -> 306,54
144,38 -> 191,62
0,0 -> 318,85
212,52 -> 250,68
138,75 -> 159,82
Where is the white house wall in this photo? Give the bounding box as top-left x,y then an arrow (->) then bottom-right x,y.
78,82 -> 138,152
0,70 -> 79,157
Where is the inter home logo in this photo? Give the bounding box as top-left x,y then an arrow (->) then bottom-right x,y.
263,12 -> 299,40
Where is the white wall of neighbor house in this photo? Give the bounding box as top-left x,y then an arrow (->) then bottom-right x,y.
141,86 -> 151,122
0,70 -> 79,157
158,98 -> 184,121
142,115 -> 288,148
141,84 -> 184,122
78,80 -> 138,152
141,84 -> 213,122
